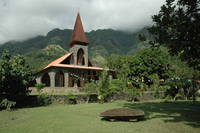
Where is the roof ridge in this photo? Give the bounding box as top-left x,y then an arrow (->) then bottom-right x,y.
43,53 -> 72,69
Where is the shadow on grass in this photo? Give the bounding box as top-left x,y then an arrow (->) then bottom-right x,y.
100,117 -> 147,122
119,100 -> 200,128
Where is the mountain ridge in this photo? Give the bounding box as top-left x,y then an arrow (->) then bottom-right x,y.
0,27 -> 150,72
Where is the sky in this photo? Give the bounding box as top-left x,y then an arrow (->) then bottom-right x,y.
0,0 -> 166,44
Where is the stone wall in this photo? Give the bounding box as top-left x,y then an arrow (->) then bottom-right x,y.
27,92 -> 164,106
29,87 -> 84,93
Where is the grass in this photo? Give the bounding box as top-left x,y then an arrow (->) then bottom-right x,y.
0,99 -> 200,133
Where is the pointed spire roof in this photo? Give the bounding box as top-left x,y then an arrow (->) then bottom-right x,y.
67,12 -> 90,46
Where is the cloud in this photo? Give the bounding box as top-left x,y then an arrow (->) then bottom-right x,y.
0,0 -> 166,44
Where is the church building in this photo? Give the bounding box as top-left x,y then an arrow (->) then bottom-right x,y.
33,12 -> 116,92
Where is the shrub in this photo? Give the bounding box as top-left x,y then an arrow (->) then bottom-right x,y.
67,93 -> 77,104
0,98 -> 16,110
35,83 -> 45,94
109,79 -> 125,93
38,93 -> 51,106
127,87 -> 139,102
153,89 -> 160,99
84,82 -> 97,103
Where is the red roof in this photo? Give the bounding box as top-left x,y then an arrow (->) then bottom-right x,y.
67,12 -> 90,46
44,53 -> 72,69
43,53 -> 109,71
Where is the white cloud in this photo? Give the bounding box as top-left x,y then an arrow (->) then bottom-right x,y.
0,0 -> 166,44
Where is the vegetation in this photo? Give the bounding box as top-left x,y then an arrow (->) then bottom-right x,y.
0,100 -> 200,132
139,0 -> 200,104
26,44 -> 68,73
67,92 -> 77,104
109,79 -> 125,93
0,98 -> 16,110
0,50 -> 34,106
35,83 -> 45,94
84,82 -> 98,103
106,54 -> 131,85
96,69 -> 110,103
127,87 -> 139,102
130,48 -> 169,80
0,27 -> 152,73
38,93 -> 52,106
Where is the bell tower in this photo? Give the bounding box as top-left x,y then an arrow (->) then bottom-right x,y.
67,12 -> 90,67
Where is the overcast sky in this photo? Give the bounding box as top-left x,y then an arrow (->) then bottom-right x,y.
0,0 -> 166,44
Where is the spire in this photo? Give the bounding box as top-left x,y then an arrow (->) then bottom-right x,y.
67,12 -> 90,46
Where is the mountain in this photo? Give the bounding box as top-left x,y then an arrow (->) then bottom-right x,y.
0,27 -> 150,72
26,44 -> 68,73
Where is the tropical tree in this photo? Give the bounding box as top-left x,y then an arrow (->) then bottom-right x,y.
130,48 -> 169,80
96,69 -> 110,103
0,50 -> 34,105
106,54 -> 131,85
141,0 -> 200,68
139,0 -> 200,104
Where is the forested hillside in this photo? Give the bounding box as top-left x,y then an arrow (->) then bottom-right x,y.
0,27 -> 150,72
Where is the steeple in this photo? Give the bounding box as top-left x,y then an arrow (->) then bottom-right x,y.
67,12 -> 90,46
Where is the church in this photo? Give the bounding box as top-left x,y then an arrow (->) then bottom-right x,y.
33,12 -> 116,92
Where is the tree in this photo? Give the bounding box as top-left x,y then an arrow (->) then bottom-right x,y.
144,0 -> 200,67
130,48 -> 169,80
139,0 -> 200,104
96,69 -> 110,103
84,82 -> 98,103
109,79 -> 125,93
0,50 -> 34,105
106,54 -> 132,85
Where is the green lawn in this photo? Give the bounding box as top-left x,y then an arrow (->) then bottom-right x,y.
0,99 -> 200,133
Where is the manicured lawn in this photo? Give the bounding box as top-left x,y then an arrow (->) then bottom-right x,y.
0,99 -> 200,133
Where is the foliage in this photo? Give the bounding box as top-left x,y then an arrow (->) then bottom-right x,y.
127,87 -> 139,102
130,48 -> 169,80
109,79 -> 125,93
84,82 -> 98,103
0,98 -> 16,110
26,44 -> 68,73
139,0 -> 200,104
106,54 -> 131,85
0,28 -> 152,73
67,93 -> 77,104
35,83 -> 45,94
38,93 -> 52,106
150,73 -> 160,99
140,0 -> 200,68
165,56 -> 200,103
0,50 -> 34,105
96,69 -> 110,103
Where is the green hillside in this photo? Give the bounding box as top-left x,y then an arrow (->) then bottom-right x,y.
0,27 -> 150,72
26,44 -> 68,73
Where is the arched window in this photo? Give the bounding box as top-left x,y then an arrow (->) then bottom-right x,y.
42,73 -> 50,87
77,48 -> 85,66
55,70 -> 64,87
